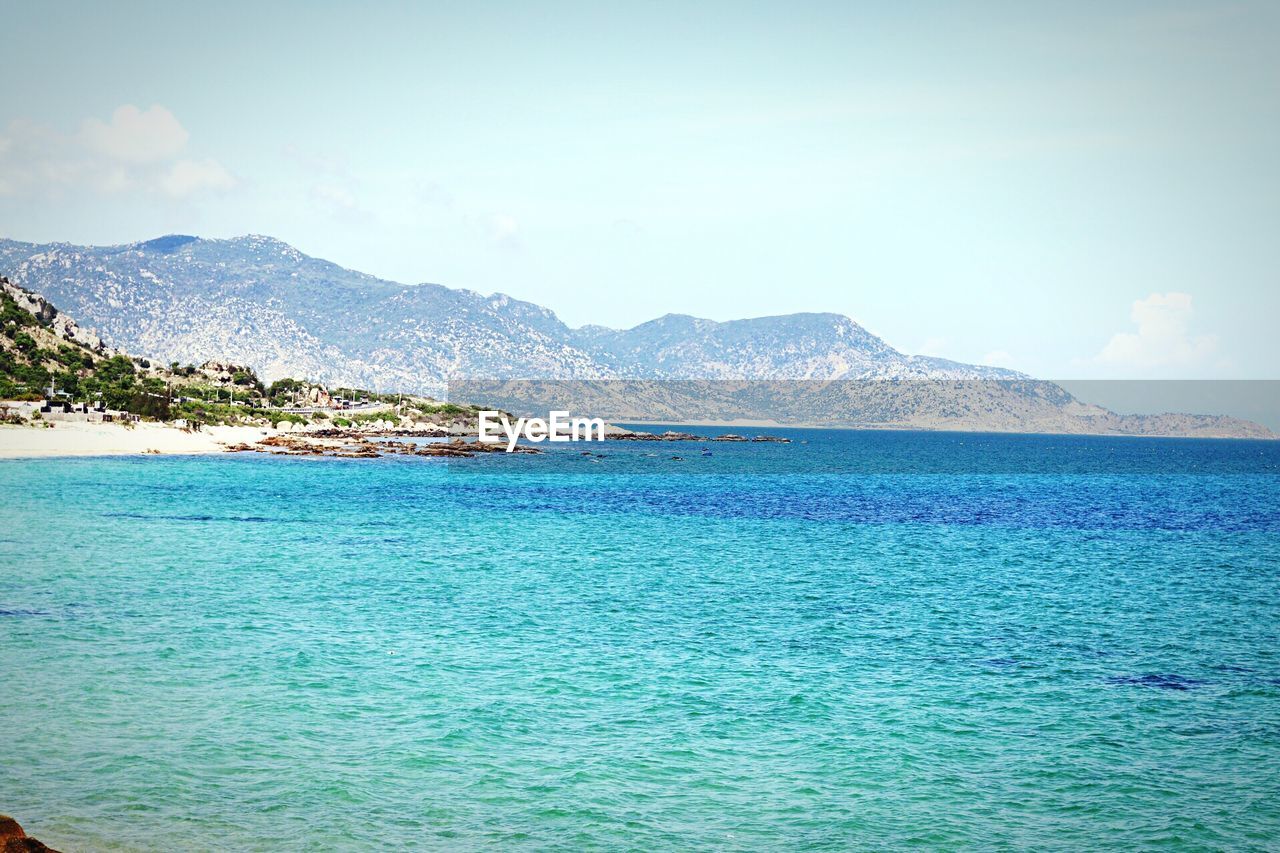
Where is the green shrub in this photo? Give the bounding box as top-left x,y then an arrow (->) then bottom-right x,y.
173,400 -> 242,426
267,411 -> 308,427
56,345 -> 94,370
55,370 -> 81,398
95,355 -> 136,384
351,409 -> 399,425
231,369 -> 265,393
413,401 -> 469,416
0,294 -> 35,329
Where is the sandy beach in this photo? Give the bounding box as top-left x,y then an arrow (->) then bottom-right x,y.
0,421 -> 272,459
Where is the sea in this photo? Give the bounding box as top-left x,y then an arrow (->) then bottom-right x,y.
2,428 -> 1278,850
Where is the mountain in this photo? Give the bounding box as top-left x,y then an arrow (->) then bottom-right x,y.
0,234 -> 1017,394
570,312 -> 1000,380
1,238 -> 1272,438
454,378 -> 1276,439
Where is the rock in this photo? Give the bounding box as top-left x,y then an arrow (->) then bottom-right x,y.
711,433 -> 748,441
0,815 -> 62,853
304,385 -> 332,407
1,277 -> 113,355
610,430 -> 700,442
0,817 -> 22,845
414,439 -> 478,457
199,360 -> 239,382
6,837 -> 60,852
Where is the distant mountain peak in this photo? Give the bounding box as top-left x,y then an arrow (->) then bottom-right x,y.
135,234 -> 199,254
0,233 -> 1023,391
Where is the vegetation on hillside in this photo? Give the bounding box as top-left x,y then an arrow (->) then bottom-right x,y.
3,282 -> 489,428
2,291 -> 160,416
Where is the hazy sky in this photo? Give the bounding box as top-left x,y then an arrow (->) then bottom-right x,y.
2,1 -> 1277,378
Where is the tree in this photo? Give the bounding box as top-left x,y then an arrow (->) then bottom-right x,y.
95,355 -> 136,385
56,369 -> 81,398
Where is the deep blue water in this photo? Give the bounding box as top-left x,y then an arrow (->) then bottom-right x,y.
1,429 -> 1279,850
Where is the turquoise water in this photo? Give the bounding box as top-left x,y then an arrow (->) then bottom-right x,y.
2,430 -> 1279,850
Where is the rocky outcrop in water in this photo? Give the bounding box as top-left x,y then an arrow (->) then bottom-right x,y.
0,816 -> 61,853
224,434 -> 542,458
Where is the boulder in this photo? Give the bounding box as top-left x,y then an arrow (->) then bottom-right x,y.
0,815 -> 62,853
0,817 -> 21,845
304,385 -> 332,407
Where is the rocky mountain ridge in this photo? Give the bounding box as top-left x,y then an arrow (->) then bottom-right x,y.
1,275 -> 119,358
0,234 -> 1018,394
455,379 -> 1276,440
2,234 -> 1272,438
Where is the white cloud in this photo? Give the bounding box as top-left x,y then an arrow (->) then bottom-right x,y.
161,158 -> 237,197
80,105 -> 189,164
0,106 -> 233,199
97,165 -> 133,194
1096,292 -> 1218,368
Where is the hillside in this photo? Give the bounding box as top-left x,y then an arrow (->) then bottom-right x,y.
0,234 -> 1019,394
0,275 -> 174,417
455,379 -> 1276,440
2,236 -> 1273,439
0,277 -> 482,430
3,275 -> 1273,438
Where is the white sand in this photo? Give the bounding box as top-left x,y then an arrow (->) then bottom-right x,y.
0,422 -> 272,458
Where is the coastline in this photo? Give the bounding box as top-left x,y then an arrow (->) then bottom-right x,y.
4,417 -> 1274,461
0,422 -> 271,459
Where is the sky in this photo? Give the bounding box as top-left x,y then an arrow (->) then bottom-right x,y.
1,1 -> 1277,379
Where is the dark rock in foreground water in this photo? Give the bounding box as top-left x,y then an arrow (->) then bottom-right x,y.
0,816 -> 61,853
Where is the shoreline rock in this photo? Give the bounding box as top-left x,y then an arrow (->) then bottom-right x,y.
224,434 -> 543,459
0,815 -> 61,853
